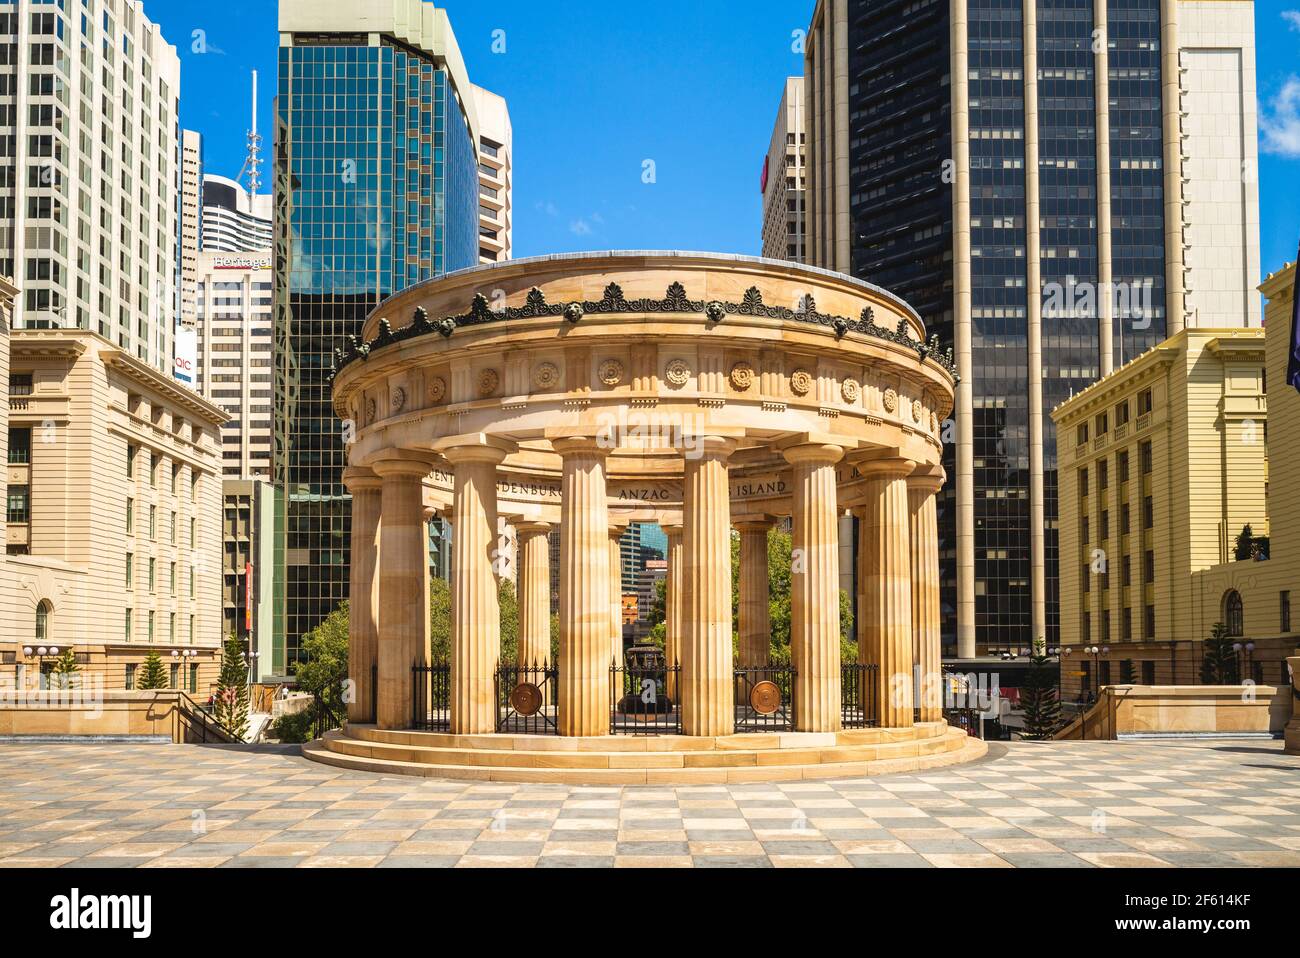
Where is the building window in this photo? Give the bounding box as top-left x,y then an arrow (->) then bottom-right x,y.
1099,659 -> 1112,685
1143,496 -> 1153,529
1115,400 -> 1130,427
190,517 -> 196,547
171,512 -> 177,545
189,567 -> 195,599
171,465 -> 180,495
6,485 -> 30,523
1140,441 -> 1153,474
1082,564 -> 1091,593
127,498 -> 135,534
1121,503 -> 1131,535
1079,468 -> 1089,497
35,600 -> 51,642
1076,423 -> 1089,446
169,613 -> 176,643
188,663 -> 199,694
8,428 -> 31,465
1224,591 -> 1244,637
1101,611 -> 1111,643
189,615 -> 195,644
1122,556 -> 1132,587
1141,661 -> 1155,684
125,663 -> 137,690
1099,460 -> 1109,490
9,373 -> 33,397
1138,388 -> 1153,415
1282,591 -> 1292,633
150,453 -> 159,487
125,609 -> 133,642
169,663 -> 179,689
126,553 -> 134,589
148,558 -> 156,593
149,505 -> 157,540
1118,450 -> 1129,483
1144,550 -> 1155,583
1144,605 -> 1156,640
1082,516 -> 1090,544
1081,660 -> 1092,696
127,444 -> 137,479
170,562 -> 176,596
1095,412 -> 1108,436
1122,607 -> 1132,641
1101,510 -> 1110,540
1082,611 -> 1091,644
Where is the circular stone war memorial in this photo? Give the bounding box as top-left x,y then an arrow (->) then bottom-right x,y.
307,252 -> 986,783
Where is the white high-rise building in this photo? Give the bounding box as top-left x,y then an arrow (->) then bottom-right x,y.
2,0 -> 181,374
472,84 -> 512,264
201,174 -> 273,254
760,77 -> 806,263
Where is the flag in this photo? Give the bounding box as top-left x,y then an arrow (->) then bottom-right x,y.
1290,240 -> 1300,394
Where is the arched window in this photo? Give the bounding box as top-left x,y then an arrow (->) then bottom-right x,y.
35,601 -> 52,643
1224,591 -> 1244,637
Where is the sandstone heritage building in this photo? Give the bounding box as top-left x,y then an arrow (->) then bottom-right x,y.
1,280 -> 229,695
1053,263 -> 1299,702
307,252 -> 987,783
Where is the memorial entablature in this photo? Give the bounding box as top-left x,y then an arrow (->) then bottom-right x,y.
311,252 -> 985,783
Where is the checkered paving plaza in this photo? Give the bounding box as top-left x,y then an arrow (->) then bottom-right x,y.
0,739 -> 1297,868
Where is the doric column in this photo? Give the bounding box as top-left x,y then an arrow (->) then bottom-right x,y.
784,442 -> 845,732
909,469 -> 945,722
344,467 -> 381,724
736,518 -> 773,668
440,440 -> 509,735
681,436 -> 736,736
372,453 -> 434,731
662,521 -> 684,700
608,519 -> 630,670
516,522 -> 552,668
859,458 -> 916,728
553,436 -> 612,737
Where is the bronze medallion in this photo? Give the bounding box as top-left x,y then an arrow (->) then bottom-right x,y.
750,681 -> 782,716
510,683 -> 543,717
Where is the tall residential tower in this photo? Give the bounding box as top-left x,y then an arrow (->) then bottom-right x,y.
804,0 -> 1261,656
2,0 -> 182,373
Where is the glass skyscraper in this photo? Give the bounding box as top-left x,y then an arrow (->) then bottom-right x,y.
273,7 -> 479,670
805,0 -> 1259,656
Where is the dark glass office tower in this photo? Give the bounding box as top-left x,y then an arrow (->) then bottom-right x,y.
806,0 -> 1186,656
844,0 -> 957,644
273,22 -> 479,669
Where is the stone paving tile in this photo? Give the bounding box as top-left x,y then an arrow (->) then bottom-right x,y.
0,740 -> 1297,868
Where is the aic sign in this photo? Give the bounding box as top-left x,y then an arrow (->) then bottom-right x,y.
173,325 -> 197,386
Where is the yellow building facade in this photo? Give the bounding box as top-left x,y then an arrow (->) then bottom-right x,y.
1053,264 -> 1298,703
2,278 -> 230,698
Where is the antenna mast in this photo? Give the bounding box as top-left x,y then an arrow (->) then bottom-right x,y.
237,70 -> 263,195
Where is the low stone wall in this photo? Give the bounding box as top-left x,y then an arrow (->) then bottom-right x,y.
1057,684 -> 1279,740
0,690 -> 221,743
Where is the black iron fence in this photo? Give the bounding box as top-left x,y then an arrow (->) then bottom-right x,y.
496,662 -> 559,735
733,665 -> 797,732
841,662 -> 879,729
611,661 -> 682,735
944,707 -> 984,739
411,662 -> 452,732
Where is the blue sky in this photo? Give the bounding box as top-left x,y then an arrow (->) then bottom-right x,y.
151,0 -> 1298,276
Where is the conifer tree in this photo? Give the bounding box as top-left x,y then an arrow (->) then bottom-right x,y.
137,649 -> 169,690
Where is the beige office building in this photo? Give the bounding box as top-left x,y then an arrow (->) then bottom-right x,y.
1052,264 -> 1297,702
761,77 -> 806,264
803,0 -> 1262,657
193,250 -> 274,481
472,85 -> 512,264
1,279 -> 229,694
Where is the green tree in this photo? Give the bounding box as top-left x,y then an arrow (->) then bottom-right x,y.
1019,647 -> 1063,739
1120,658 -> 1137,685
1234,525 -> 1255,562
295,602 -> 350,710
499,579 -> 519,666
648,578 -> 667,628
48,649 -> 80,690
137,649 -> 168,690
1200,622 -> 1240,685
430,577 -> 452,662
212,634 -> 250,741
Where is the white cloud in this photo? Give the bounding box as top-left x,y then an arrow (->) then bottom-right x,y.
534,200 -> 559,217
569,219 -> 593,236
1283,10 -> 1300,31
1260,76 -> 1300,158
